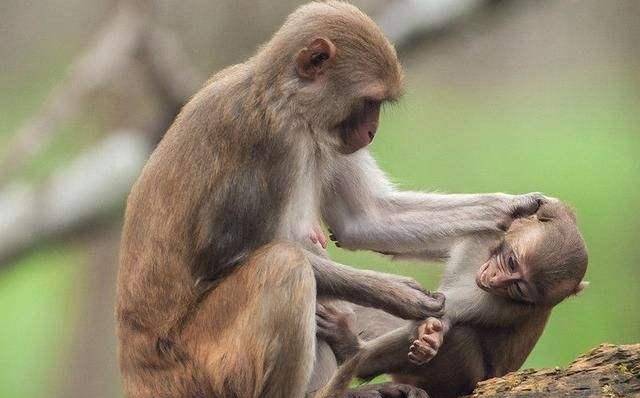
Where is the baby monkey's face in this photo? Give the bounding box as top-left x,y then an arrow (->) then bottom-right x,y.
475,216 -> 544,304
476,200 -> 588,306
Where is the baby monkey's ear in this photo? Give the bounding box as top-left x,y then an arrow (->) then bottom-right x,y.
573,281 -> 589,296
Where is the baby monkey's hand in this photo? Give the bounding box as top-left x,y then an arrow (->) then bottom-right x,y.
408,317 -> 444,366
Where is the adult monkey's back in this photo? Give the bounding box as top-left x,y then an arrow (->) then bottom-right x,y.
116,2 -> 543,397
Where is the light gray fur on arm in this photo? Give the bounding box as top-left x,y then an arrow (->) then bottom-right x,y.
322,150 -> 542,255
303,248 -> 444,320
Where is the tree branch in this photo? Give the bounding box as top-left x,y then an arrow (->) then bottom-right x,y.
467,344 -> 640,397
0,3 -> 149,185
0,131 -> 149,265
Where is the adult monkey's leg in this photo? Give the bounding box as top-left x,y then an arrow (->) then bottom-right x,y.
183,242 -> 317,398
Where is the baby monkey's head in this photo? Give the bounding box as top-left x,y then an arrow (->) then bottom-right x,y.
476,200 -> 588,306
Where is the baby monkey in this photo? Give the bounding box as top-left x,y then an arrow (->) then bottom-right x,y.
316,200 -> 588,398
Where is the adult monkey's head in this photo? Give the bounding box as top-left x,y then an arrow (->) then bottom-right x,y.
476,200 -> 589,307
254,1 -> 403,154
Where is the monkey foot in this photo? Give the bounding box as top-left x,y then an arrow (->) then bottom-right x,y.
408,318 -> 443,366
346,382 -> 430,398
315,303 -> 360,361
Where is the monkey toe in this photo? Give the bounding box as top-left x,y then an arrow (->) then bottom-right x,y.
420,334 -> 440,350
408,352 -> 426,366
410,340 -> 437,364
378,382 -> 430,398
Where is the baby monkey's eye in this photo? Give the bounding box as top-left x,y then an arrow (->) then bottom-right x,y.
507,255 -> 517,272
515,282 -> 527,301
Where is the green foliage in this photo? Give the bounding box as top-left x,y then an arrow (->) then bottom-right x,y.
0,245 -> 83,397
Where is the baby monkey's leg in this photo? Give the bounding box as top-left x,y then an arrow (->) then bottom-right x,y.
315,303 -> 430,398
316,302 -> 361,363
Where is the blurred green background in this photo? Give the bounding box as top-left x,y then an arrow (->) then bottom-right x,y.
0,0 -> 638,397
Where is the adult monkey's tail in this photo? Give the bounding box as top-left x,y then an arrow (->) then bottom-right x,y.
313,351 -> 365,398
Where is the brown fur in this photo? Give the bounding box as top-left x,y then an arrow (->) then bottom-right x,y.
117,2 -> 419,398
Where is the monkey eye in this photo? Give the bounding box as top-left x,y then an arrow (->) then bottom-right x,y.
514,282 -> 528,301
507,254 -> 517,272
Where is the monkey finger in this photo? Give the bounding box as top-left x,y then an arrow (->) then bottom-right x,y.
511,192 -> 546,218
316,302 -> 338,315
315,315 -> 333,329
409,341 -> 428,356
417,322 -> 429,337
345,390 -> 383,398
408,352 -> 427,366
316,307 -> 339,325
422,318 -> 442,335
378,382 -> 429,398
408,388 -> 430,398
397,277 -> 424,292
408,351 -> 434,366
411,340 -> 436,358
429,318 -> 443,333
416,347 -> 436,362
316,310 -> 337,324
419,292 -> 446,316
420,334 -> 440,350
316,318 -> 338,339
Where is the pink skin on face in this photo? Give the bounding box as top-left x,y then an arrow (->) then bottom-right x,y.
475,224 -> 544,302
343,101 -> 380,153
475,256 -> 522,299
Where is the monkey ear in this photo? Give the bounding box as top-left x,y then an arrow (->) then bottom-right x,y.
573,281 -> 589,295
295,37 -> 336,80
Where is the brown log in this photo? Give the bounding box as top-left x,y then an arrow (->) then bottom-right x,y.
467,344 -> 640,397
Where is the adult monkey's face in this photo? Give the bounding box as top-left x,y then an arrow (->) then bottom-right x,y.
291,5 -> 403,155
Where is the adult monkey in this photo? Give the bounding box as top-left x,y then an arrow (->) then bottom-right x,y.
116,2 -> 543,397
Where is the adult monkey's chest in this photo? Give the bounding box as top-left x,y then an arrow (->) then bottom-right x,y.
276,142 -> 323,243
